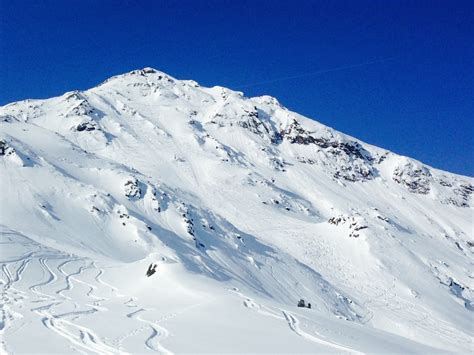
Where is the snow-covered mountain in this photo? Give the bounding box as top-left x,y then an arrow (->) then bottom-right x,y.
1,68 -> 472,354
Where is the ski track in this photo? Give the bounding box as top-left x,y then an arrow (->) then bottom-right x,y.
40,313 -> 119,354
114,298 -> 212,354
229,288 -> 284,320
57,259 -> 94,300
125,308 -> 172,354
0,245 -> 175,354
153,300 -> 213,323
1,257 -> 33,355
281,310 -> 363,354
1,68 -> 473,353
30,257 -> 59,300
0,241 -> 180,354
230,288 -> 363,354
93,264 -> 127,298
25,256 -> 122,354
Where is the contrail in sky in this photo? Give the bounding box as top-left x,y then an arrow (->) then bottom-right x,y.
233,56 -> 398,89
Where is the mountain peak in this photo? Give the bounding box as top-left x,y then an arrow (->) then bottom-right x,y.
96,67 -> 177,88
0,67 -> 472,353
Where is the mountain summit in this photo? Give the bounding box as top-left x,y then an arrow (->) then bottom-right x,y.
0,68 -> 472,353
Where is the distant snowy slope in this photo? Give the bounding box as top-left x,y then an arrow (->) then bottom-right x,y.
1,68 -> 472,353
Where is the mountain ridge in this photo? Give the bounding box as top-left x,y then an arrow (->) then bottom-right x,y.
0,67 -> 472,353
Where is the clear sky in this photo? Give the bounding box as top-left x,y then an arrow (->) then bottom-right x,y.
1,0 -> 473,176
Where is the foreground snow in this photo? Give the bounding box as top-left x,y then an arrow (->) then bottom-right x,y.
0,228 -> 447,354
0,68 -> 472,353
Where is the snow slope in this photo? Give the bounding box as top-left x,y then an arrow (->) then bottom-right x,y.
0,68 -> 472,353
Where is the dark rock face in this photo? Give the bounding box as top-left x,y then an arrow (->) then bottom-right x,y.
0,140 -> 6,156
211,105 -> 280,144
333,164 -> 373,182
0,115 -> 16,123
328,216 -> 346,226
177,203 -> 205,248
391,165 -> 471,206
124,178 -> 142,200
64,93 -> 97,118
296,156 -> 316,165
142,67 -> 157,74
0,139 -> 14,156
76,121 -> 97,132
281,119 -> 376,182
177,203 -> 194,236
393,162 -> 432,194
456,184 -> 474,200
70,102 -> 95,117
222,114 -> 376,182
150,190 -> 162,213
328,215 -> 368,238
237,107 -> 278,143
269,157 -> 287,172
281,120 -> 371,159
130,68 -> 173,83
280,119 -> 314,145
64,92 -> 105,123
444,183 -> 474,207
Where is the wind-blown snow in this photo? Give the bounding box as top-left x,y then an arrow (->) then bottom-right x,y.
0,67 -> 472,353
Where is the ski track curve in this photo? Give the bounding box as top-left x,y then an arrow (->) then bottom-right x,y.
28,257 -> 123,354
123,308 -> 172,354
281,310 -> 363,354
228,288 -> 284,320
29,257 -> 59,301
1,257 -> 34,355
0,233 -> 129,354
40,312 -> 120,354
57,259 -> 93,300
229,288 -> 363,354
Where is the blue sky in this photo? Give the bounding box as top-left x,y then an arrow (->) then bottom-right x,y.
1,0 -> 473,176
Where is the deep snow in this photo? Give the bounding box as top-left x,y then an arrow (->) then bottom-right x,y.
0,68 -> 472,353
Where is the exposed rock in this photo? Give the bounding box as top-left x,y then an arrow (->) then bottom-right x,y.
282,119 -> 375,181
454,184 -> 473,204
437,175 -> 472,207
282,119 -> 372,159
328,214 -> 368,238
0,139 -> 15,157
124,178 -> 142,199
76,121 -> 97,132
296,156 -> 317,165
238,109 -> 272,140
0,114 -> 17,123
334,163 -> 373,182
65,94 -> 97,118
268,157 -> 287,172
150,190 -> 162,212
177,203 -> 195,237
393,161 -> 432,194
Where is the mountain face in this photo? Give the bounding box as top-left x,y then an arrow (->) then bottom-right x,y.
0,68 -> 472,353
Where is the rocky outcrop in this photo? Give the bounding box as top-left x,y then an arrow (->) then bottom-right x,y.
0,139 -> 10,156
328,215 -> 368,238
281,119 -> 376,182
0,139 -> 16,157
64,92 -> 97,118
393,161 -> 432,194
237,106 -> 282,143
442,183 -> 474,207
124,178 -> 142,200
281,119 -> 372,160
177,203 -> 205,248
76,121 -> 98,132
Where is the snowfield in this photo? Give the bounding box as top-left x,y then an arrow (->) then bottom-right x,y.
0,68 -> 472,354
